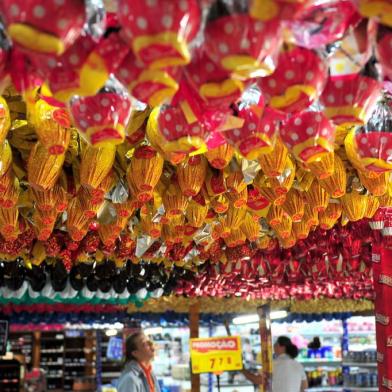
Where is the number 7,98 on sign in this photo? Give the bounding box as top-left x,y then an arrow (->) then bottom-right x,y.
210,355 -> 233,370
190,336 -> 243,374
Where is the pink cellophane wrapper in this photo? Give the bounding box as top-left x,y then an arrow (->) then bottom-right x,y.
284,0 -> 361,49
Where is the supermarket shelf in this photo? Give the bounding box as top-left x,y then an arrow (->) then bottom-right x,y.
343,388 -> 378,391
41,349 -> 64,353
300,359 -> 342,367
306,387 -> 343,391
342,362 -> 377,368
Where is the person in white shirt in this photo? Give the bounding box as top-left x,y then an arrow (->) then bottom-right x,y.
272,336 -> 308,392
241,336 -> 308,392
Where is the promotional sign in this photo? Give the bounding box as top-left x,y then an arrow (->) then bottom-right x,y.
190,336 -> 243,374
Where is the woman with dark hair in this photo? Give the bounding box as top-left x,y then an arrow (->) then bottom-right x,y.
117,332 -> 161,392
242,336 -> 307,392
272,336 -> 308,392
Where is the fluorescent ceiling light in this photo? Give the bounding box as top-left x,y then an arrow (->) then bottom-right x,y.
233,310 -> 288,325
232,314 -> 259,325
105,329 -> 118,337
271,310 -> 288,320
144,327 -> 163,335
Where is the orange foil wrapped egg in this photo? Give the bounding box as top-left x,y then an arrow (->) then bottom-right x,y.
269,156 -> 296,195
364,195 -> 380,219
319,202 -> 343,230
293,220 -> 310,240
274,213 -> 293,239
163,182 -> 189,217
281,111 -> 335,164
70,79 -> 132,147
0,97 -> 11,143
358,170 -> 388,197
186,193 -> 209,228
319,154 -> 347,198
241,213 -> 260,242
221,204 -> 247,234
303,203 -> 319,227
0,175 -> 19,209
0,207 -> 19,240
0,140 -> 12,177
305,181 -> 329,213
33,95 -> 71,155
140,204 -> 162,238
259,47 -> 327,113
258,137 -> 289,177
283,189 -> 305,222
80,144 -> 116,191
28,142 -> 65,191
30,183 -> 68,213
117,0 -> 200,68
305,151 -> 335,180
341,191 -> 367,222
0,0 -> 85,55
204,3 -> 281,79
127,146 -> 164,203
205,143 -> 234,169
77,188 -> 103,219
177,155 -> 207,197
224,228 -> 246,248
66,197 -> 90,241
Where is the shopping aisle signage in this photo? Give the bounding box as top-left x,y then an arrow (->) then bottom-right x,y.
190,336 -> 243,374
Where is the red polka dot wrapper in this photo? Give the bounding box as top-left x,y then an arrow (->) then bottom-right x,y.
0,0 -> 85,55
147,104 -> 209,155
184,50 -> 244,111
285,0 -> 361,49
281,111 -> 335,163
320,73 -> 381,130
48,32 -> 129,103
222,89 -> 281,159
354,100 -> 392,173
117,0 -> 200,69
70,78 -> 132,147
115,50 -> 180,107
259,47 -> 327,113
204,5 -> 281,80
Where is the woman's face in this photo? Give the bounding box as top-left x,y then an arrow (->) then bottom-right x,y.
273,341 -> 285,356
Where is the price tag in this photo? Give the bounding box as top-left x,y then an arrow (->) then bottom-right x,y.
190,336 -> 243,374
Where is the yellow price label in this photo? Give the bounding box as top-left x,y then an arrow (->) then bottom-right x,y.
190,336 -> 243,374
